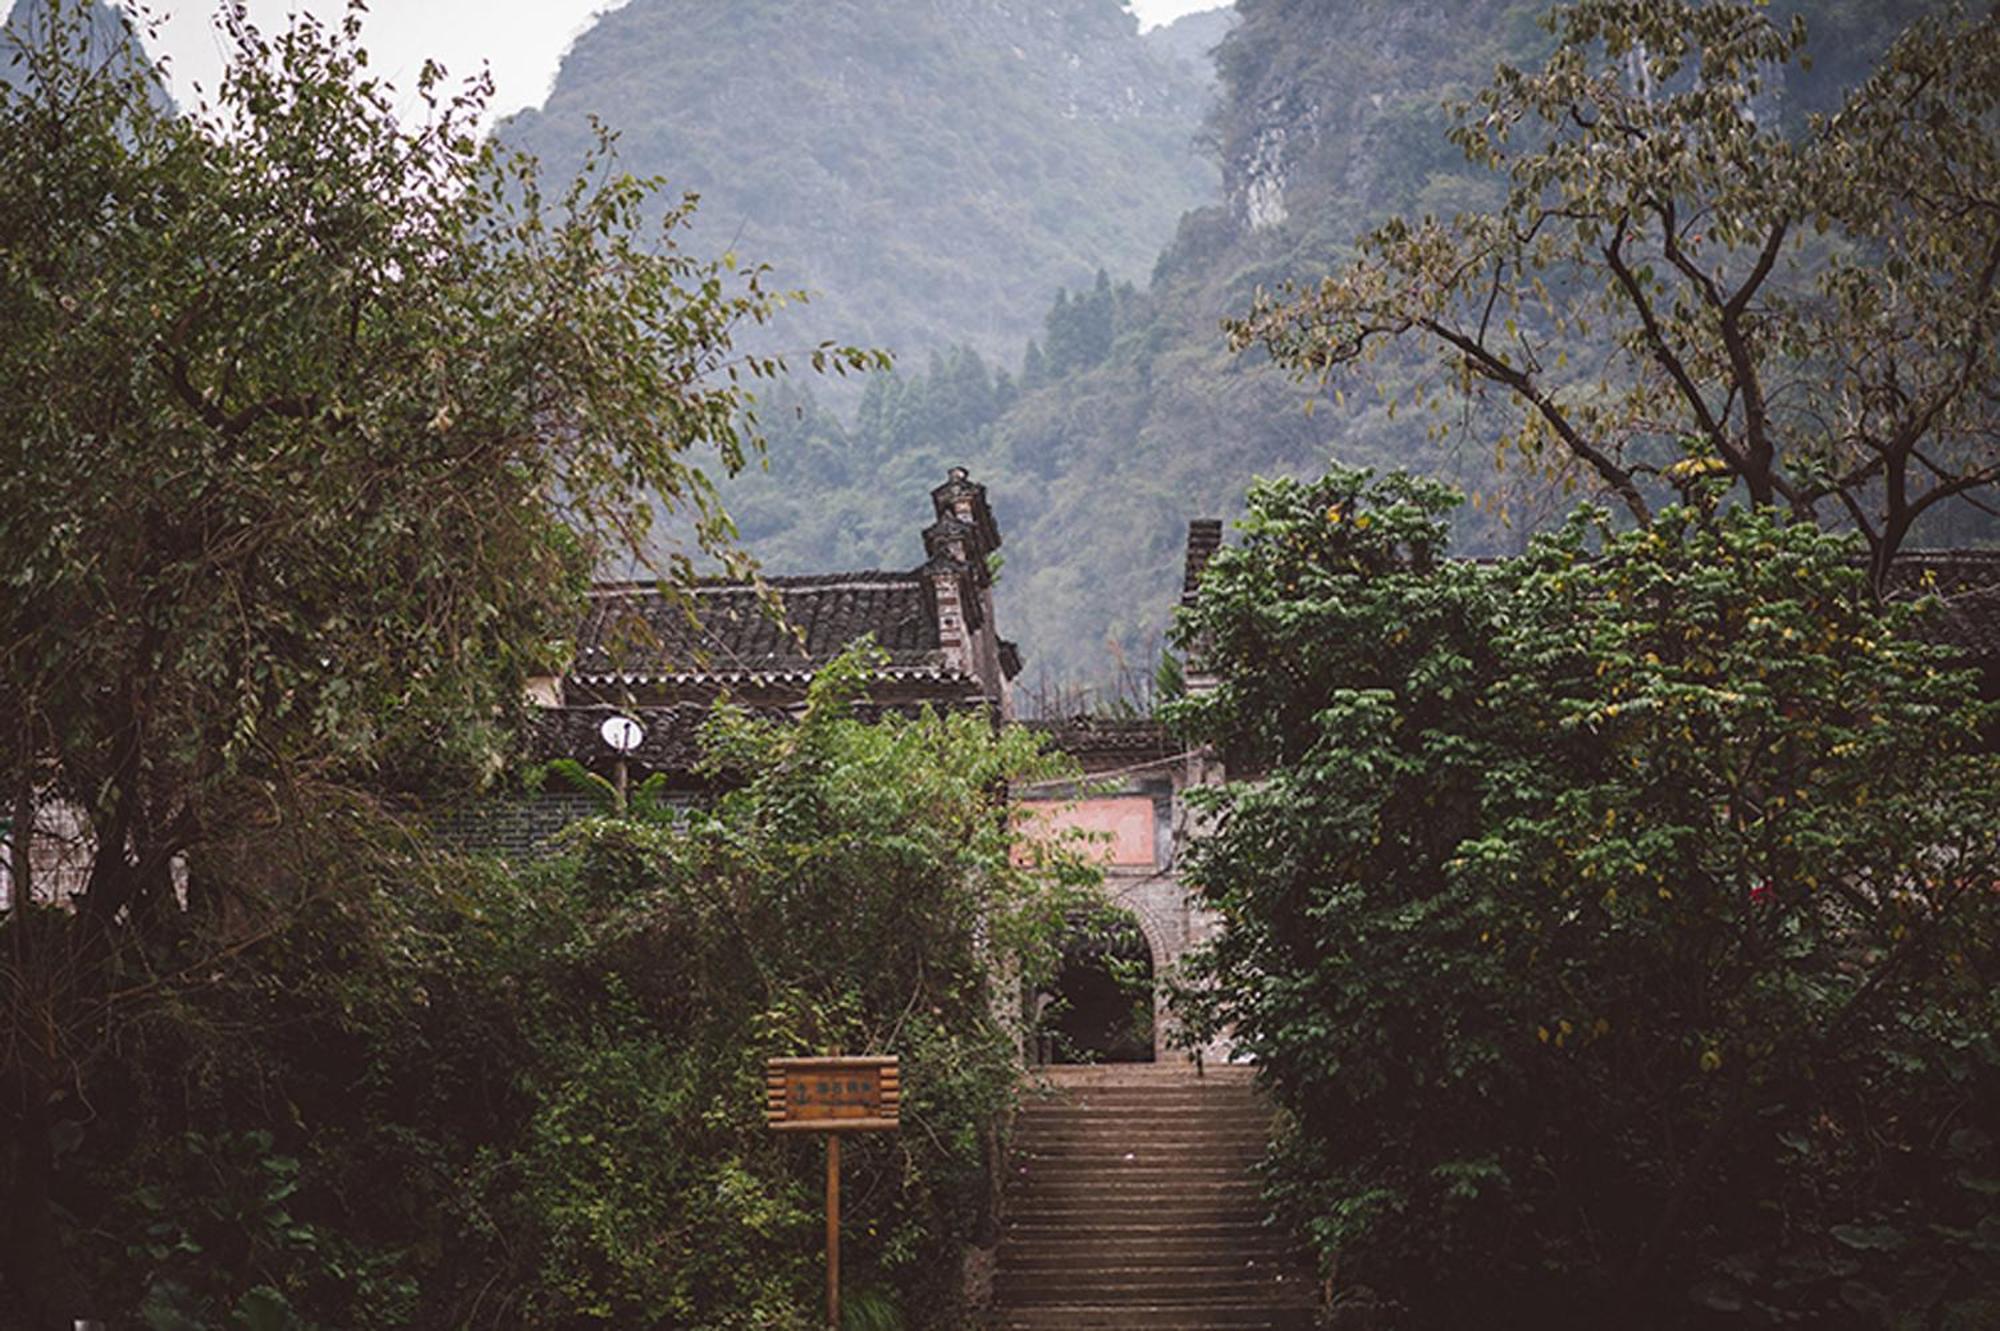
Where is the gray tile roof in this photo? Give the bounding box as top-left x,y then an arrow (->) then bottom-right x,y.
571,572 -> 956,686
1929,584 -> 2000,660
532,699 -> 984,778
1182,519 -> 1223,602
1886,550 -> 2000,662
1024,717 -> 1181,760
532,702 -> 774,774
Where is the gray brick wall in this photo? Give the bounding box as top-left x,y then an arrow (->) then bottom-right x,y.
433,790 -> 605,861
436,787 -> 715,861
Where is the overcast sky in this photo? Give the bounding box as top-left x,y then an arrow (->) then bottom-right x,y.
123,1 -> 1229,130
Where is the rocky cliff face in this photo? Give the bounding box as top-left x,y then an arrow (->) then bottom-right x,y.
968,0 -> 1963,686
557,0 -> 1964,688
1210,0 -> 1538,236
496,0 -> 1216,372
1205,0 -> 1932,244
947,0 -> 1210,120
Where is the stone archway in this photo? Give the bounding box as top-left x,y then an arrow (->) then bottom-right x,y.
1040,909 -> 1156,1064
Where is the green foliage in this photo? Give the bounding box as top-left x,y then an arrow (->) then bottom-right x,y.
1171,466 -> 2000,1329
45,649 -> 1095,1328
497,0 -> 1215,377
479,658 -> 1091,1327
841,1286 -> 906,1331
1153,647 -> 1186,704
128,1129 -> 405,1331
705,0 -> 1988,693
1041,270 -> 1124,380
1231,0 -> 1999,582
541,757 -> 623,814
0,2 -> 870,1320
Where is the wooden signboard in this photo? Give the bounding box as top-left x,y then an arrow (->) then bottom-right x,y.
766,1055 -> 900,1329
765,1056 -> 900,1133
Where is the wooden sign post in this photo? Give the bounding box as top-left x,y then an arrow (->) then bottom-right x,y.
766,1056 -> 900,1329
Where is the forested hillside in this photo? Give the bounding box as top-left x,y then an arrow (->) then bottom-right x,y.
2,0 -> 168,103
728,0 -> 1966,690
1142,4 -> 1235,93
497,0 -> 1216,371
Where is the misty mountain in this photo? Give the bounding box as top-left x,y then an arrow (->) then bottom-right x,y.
497,0 -> 1217,372
1142,5 -> 1235,97
1,0 -> 171,108
728,0 -> 1968,690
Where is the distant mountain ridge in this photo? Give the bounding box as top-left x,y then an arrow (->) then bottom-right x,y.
722,0 -> 1972,690
1141,5 -> 1235,97
497,0 -> 1217,370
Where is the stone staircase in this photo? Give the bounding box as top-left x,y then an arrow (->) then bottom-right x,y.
989,1063 -> 1316,1330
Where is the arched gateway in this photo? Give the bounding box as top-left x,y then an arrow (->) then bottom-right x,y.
1041,908 -> 1155,1063
1014,712 -> 1227,1066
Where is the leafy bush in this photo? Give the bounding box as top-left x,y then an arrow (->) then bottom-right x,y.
1172,467 -> 2000,1329
0,2 -> 868,1319
50,651 -> 1093,1328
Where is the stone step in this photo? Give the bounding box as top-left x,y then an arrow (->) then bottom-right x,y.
1006,1174 -> 1269,1193
989,1306 -> 1313,1331
1008,1199 -> 1272,1215
1012,1156 -> 1267,1174
992,1066 -> 1312,1329
1029,1086 -> 1265,1095
1015,1150 -> 1267,1167
999,1247 -> 1297,1273
1002,1218 -> 1282,1237
1016,1115 -> 1268,1134
1018,1124 -> 1267,1137
998,1281 -> 1301,1297
1024,1081 -> 1264,1098
1002,1230 -> 1283,1251
1029,1071 -> 1260,1086
1000,1231 -> 1296,1247
1018,1109 -> 1267,1126
1016,1095 -> 1264,1111
999,1259 -> 1300,1282
1006,1189 -> 1271,1208
1013,1145 -> 1266,1162
1028,1074 -> 1261,1088
1017,1145 -> 1266,1158
1016,1136 -> 1265,1153
1019,1119 -> 1267,1129
1011,1151 -> 1264,1169
1017,1118 -> 1270,1133
1016,1126 -> 1270,1145
1025,1077 -> 1262,1098
1000,1247 -> 1296,1263
1025,1088 -> 1263,1099
1008,1169 -> 1265,1189
1032,1063 -> 1248,1071
1008,1177 -> 1263,1197
995,1270 -> 1315,1303
1032,1063 -> 1258,1080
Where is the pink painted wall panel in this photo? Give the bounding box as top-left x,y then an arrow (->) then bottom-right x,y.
1017,796 -> 1157,866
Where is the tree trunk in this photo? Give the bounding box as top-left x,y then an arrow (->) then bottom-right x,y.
1,1079 -> 92,1330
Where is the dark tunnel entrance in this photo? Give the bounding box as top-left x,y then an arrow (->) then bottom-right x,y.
1039,910 -> 1154,1063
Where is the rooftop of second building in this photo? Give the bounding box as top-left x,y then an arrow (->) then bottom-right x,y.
573,572 -> 955,686
1882,550 -> 2000,660
564,468 -> 1019,703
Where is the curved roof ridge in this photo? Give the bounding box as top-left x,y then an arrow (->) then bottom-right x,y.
589,569 -> 925,596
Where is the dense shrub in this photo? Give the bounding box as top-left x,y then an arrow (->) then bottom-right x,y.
53,653 -> 1092,1329
1171,468 -> 2000,1329
0,5 -> 870,1321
